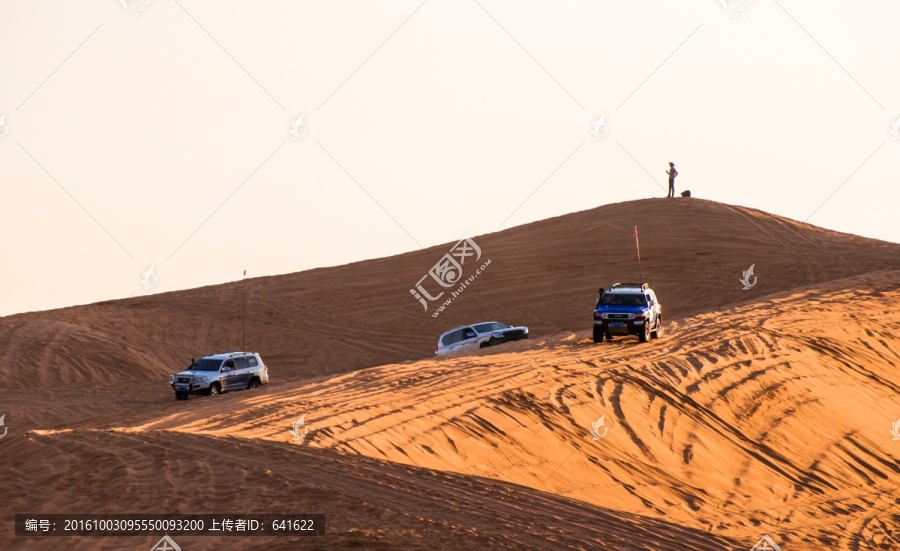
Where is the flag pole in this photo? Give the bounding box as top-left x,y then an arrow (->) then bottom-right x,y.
242,269 -> 246,351
633,226 -> 643,282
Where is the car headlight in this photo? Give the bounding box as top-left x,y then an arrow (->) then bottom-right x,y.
196,376 -> 209,383
169,375 -> 175,384
491,331 -> 503,338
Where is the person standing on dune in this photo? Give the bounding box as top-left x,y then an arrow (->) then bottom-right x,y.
666,162 -> 678,198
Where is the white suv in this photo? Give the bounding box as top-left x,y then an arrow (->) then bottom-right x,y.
169,352 -> 269,400
435,321 -> 529,355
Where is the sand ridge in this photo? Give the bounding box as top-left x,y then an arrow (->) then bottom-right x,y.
70,271 -> 897,549
2,200 -> 900,549
3,199 -> 900,387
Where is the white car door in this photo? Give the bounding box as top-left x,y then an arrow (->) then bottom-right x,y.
220,359 -> 238,390
455,327 -> 480,352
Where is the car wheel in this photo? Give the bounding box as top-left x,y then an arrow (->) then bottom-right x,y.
651,317 -> 663,339
209,383 -> 221,396
479,342 -> 490,349
175,391 -> 187,400
592,326 -> 604,343
638,322 -> 649,343
248,378 -> 260,390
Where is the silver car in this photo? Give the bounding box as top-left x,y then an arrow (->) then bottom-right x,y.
169,352 -> 269,400
435,321 -> 529,355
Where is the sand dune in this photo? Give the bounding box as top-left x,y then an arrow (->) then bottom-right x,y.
3,272 -> 897,549
0,430 -> 744,551
2,200 -> 900,550
2,199 -> 900,388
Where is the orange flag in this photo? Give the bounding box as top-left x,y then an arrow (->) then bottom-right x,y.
633,226 -> 641,263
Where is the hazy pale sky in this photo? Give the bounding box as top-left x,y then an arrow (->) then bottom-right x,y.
2,1 -> 898,316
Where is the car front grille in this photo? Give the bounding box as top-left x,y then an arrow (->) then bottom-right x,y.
177,377 -> 191,383
504,330 -> 525,339
607,314 -> 630,319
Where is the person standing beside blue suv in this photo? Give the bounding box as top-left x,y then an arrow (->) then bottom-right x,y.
593,283 -> 662,343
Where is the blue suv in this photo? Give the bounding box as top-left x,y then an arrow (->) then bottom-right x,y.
593,283 -> 662,343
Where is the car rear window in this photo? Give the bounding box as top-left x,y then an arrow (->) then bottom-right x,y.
602,293 -> 647,306
247,356 -> 258,367
441,328 -> 467,346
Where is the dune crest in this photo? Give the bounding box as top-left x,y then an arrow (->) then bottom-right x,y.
3,199 -> 900,388
2,201 -> 900,549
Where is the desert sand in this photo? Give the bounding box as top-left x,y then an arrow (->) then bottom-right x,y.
1,198 -> 899,550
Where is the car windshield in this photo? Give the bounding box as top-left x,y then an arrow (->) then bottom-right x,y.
473,322 -> 509,333
602,293 -> 647,306
192,358 -> 222,371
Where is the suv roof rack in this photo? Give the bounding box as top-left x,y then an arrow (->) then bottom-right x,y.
610,282 -> 649,290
